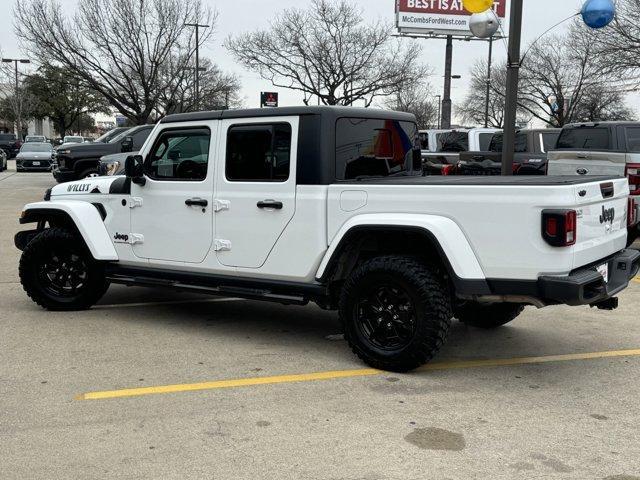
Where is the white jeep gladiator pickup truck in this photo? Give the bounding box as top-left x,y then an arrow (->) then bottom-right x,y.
15,106 -> 640,372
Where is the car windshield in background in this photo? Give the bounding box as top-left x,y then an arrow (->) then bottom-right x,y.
63,137 -> 84,143
109,128 -> 136,144
436,131 -> 468,152
94,129 -> 124,143
419,132 -> 429,151
21,143 -> 53,152
0,134 -> 16,141
335,118 -> 421,180
556,127 -> 611,150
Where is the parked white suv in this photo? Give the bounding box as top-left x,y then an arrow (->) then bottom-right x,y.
15,107 -> 640,371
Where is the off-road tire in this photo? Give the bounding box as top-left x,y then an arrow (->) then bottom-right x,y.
339,255 -> 453,372
455,302 -> 525,329
19,228 -> 110,311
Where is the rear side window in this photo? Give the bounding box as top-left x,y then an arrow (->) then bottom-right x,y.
419,132 -> 429,150
436,131 -> 468,152
145,128 -> 211,181
478,133 -> 494,151
541,132 -> 560,152
226,123 -> 291,182
335,118 -> 421,180
556,127 -> 611,150
626,127 -> 640,152
489,133 -> 527,153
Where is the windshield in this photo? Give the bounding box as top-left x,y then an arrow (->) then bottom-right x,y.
21,143 -> 53,152
95,128 -> 125,143
63,136 -> 84,143
109,127 -> 137,144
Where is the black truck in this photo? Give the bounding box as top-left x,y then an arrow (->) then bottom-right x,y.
0,133 -> 22,159
455,128 -> 561,175
52,125 -> 153,182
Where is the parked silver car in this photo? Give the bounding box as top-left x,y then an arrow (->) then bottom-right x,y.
16,142 -> 55,172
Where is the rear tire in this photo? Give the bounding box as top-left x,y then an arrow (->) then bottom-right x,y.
455,302 -> 525,329
19,228 -> 110,311
339,256 -> 452,372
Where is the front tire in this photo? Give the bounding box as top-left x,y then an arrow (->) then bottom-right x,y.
19,228 -> 110,311
339,256 -> 452,372
455,302 -> 525,329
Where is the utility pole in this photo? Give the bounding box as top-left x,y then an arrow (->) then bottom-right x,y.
484,37 -> 494,128
2,57 -> 30,138
500,0 -> 524,176
184,23 -> 209,111
441,35 -> 453,129
436,95 -> 442,129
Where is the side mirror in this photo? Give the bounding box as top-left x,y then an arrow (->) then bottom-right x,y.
121,136 -> 134,153
125,155 -> 146,186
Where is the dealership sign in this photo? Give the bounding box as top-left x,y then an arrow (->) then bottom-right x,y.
396,0 -> 506,36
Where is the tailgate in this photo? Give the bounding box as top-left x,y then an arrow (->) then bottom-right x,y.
572,177 -> 628,269
548,150 -> 626,176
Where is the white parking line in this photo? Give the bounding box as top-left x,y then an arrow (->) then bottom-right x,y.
94,297 -> 244,309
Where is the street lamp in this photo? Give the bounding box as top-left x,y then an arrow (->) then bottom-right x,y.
2,58 -> 31,137
184,23 -> 210,111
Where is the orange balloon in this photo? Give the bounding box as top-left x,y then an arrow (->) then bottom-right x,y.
463,0 -> 494,14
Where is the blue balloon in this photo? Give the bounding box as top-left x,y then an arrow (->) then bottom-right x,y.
581,0 -> 615,29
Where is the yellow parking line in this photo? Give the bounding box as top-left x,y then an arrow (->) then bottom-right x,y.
76,348 -> 640,401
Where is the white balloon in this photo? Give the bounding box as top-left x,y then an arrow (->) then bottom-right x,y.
469,9 -> 500,38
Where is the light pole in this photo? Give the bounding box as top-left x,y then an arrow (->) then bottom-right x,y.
484,37 -> 493,128
500,0 -> 524,176
2,57 -> 30,137
184,23 -> 209,111
436,95 -> 442,129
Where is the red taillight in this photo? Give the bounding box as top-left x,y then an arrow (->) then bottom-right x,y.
628,197 -> 637,227
441,164 -> 454,176
542,210 -> 577,247
625,163 -> 640,195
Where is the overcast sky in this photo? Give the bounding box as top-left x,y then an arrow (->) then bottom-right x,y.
1,0 -> 637,122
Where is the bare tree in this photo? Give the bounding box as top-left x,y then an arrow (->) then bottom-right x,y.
457,60 -> 510,128
15,0 -> 217,125
587,0 -> 640,87
513,22 -> 631,127
0,57 -> 35,136
383,79 -> 438,129
157,58 -> 243,116
225,0 -> 428,107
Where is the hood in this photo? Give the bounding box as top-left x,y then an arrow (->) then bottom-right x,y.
100,151 -> 137,163
51,176 -> 121,197
17,152 -> 53,160
56,141 -> 120,157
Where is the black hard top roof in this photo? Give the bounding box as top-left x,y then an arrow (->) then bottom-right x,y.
160,105 -> 416,124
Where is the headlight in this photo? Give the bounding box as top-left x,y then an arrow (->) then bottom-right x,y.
105,161 -> 120,176
57,149 -> 71,155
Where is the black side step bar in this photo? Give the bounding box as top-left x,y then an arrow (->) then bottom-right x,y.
105,266 -> 328,306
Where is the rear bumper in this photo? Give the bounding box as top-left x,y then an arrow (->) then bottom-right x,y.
539,249 -> 640,306
483,249 -> 640,307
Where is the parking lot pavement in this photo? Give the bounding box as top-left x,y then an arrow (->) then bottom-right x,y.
2,168 -> 640,480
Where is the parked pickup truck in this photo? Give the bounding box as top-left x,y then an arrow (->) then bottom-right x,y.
547,122 -> 640,242
53,125 -> 152,182
421,127 -> 500,175
456,128 -> 561,175
15,106 -> 639,372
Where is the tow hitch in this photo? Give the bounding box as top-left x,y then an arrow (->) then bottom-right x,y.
591,297 -> 619,311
